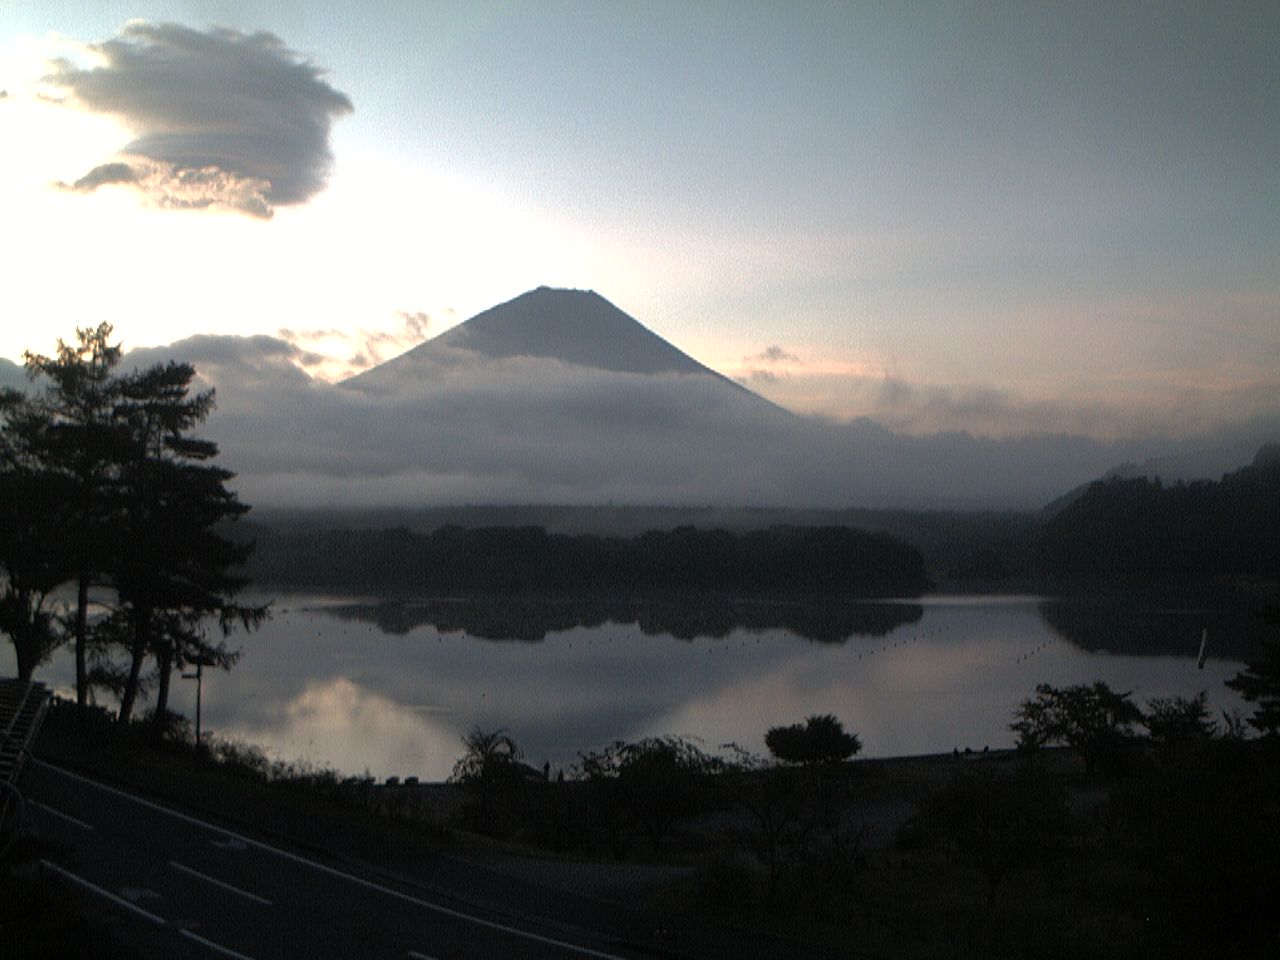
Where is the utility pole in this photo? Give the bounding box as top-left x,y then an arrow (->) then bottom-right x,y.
181,654 -> 218,749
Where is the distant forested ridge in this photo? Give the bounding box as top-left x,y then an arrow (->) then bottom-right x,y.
1034,445 -> 1280,587
246,504 -> 1039,589
243,524 -> 930,598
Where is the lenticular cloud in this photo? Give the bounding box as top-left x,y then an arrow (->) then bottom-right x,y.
48,22 -> 353,218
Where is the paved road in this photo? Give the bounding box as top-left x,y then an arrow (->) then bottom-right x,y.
24,760 -> 644,960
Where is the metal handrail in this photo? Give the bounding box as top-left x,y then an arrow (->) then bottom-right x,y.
0,777 -> 28,858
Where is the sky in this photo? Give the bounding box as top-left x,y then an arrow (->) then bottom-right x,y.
1,1 -> 1278,442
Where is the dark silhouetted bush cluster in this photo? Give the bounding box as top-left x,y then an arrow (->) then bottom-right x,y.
765,714 -> 862,765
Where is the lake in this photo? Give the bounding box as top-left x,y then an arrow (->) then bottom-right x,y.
7,593 -> 1263,781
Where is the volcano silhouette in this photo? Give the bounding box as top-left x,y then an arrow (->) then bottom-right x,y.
343,286 -> 771,408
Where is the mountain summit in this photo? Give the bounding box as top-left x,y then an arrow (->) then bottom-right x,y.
345,287 -> 732,387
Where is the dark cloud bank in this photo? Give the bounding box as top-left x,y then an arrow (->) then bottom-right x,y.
48,22 -> 352,217
124,333 -> 1279,512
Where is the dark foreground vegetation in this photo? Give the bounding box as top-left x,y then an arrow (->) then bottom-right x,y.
10,629 -> 1280,958
0,324 -> 262,723
427,657 -> 1280,958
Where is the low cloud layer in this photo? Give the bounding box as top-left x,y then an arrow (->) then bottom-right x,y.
122,335 -> 1280,512
277,309 -> 439,378
47,22 -> 352,218
737,362 -> 1280,444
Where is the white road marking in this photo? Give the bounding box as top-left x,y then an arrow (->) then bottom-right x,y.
170,860 -> 274,906
119,886 -> 164,904
407,952 -> 439,960
180,927 -> 258,960
35,760 -> 631,960
29,800 -> 93,830
41,859 -> 261,960
39,860 -> 166,926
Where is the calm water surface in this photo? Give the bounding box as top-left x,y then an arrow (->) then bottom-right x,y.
12,594 -> 1260,781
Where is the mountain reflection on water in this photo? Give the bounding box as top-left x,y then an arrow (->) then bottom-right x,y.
319,596 -> 925,643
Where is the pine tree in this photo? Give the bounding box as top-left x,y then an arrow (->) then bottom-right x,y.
1226,607 -> 1280,738
111,361 -> 264,724
21,324 -> 131,704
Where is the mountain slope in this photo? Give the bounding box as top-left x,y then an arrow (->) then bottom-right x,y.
343,286 -> 763,404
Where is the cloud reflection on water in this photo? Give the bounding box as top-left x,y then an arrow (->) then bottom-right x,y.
216,677 -> 459,780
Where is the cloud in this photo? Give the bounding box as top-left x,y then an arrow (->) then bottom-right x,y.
351,311 -> 434,365
278,326 -> 345,341
738,344 -> 803,386
45,22 -> 352,217
276,310 -> 438,380
64,160 -> 137,189
747,345 -> 801,365
126,333 -> 318,393
858,375 -> 1280,442
57,156 -> 273,217
396,311 -> 431,341
119,337 -> 1105,510
0,357 -> 28,392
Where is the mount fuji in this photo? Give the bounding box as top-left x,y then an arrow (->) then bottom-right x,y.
342,286 -> 782,415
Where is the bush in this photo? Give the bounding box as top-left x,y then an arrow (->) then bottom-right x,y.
1011,682 -> 1142,775
578,736 -> 719,854
722,742 -> 869,908
901,765 -> 1072,907
1226,610 -> 1280,737
1143,691 -> 1218,749
449,727 -> 526,835
140,707 -> 193,747
764,714 -> 861,766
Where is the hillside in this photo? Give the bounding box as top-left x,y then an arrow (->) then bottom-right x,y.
1035,445 -> 1280,588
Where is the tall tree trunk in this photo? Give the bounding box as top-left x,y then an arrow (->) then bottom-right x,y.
14,638 -> 36,682
154,645 -> 173,718
10,588 -> 39,682
118,608 -> 148,725
75,572 -> 89,709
